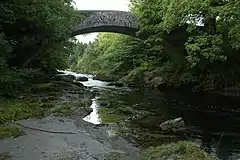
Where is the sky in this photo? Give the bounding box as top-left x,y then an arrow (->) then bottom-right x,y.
73,0 -> 130,43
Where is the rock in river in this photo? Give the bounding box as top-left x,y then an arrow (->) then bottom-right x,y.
159,117 -> 185,132
107,82 -> 124,87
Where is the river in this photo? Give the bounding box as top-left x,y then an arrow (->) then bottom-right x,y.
62,70 -> 240,160
1,70 -> 240,159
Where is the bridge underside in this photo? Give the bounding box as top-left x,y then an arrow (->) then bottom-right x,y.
71,26 -> 140,38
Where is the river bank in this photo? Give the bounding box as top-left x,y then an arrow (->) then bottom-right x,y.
0,71 -> 141,160
0,71 -> 219,160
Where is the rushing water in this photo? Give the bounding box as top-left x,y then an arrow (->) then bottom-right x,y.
61,70 -> 240,160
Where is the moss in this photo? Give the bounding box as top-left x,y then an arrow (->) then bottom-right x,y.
98,107 -> 126,123
52,102 -> 74,116
0,125 -> 24,140
143,141 -> 216,160
0,100 -> 49,123
138,133 -> 179,148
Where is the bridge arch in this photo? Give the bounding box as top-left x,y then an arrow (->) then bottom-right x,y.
71,10 -> 140,38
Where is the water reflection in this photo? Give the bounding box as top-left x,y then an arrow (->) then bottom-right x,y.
83,98 -> 102,124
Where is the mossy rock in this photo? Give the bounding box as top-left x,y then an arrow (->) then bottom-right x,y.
143,141 -> 216,160
120,67 -> 146,87
0,125 -> 24,140
76,99 -> 93,116
98,107 -> 126,123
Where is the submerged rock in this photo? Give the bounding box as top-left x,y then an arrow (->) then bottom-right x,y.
159,117 -> 185,132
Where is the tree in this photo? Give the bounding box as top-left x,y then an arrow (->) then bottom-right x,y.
0,0 -> 85,95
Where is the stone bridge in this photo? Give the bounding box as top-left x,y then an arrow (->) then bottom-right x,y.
71,10 -> 191,56
71,10 -> 140,38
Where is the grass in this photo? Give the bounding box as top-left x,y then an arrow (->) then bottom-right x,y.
0,125 -> 23,140
143,141 -> 216,160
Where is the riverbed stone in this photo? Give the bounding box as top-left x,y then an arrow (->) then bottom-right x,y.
159,117 -> 185,132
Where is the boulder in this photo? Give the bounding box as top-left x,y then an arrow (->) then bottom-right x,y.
76,76 -> 88,81
159,117 -> 185,132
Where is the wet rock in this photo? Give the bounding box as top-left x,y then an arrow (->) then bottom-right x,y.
93,75 -> 114,82
159,117 -> 185,132
53,74 -> 76,83
58,119 -> 65,123
76,76 -> 88,82
107,82 -> 124,87
66,75 -> 76,80
72,82 -> 84,88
